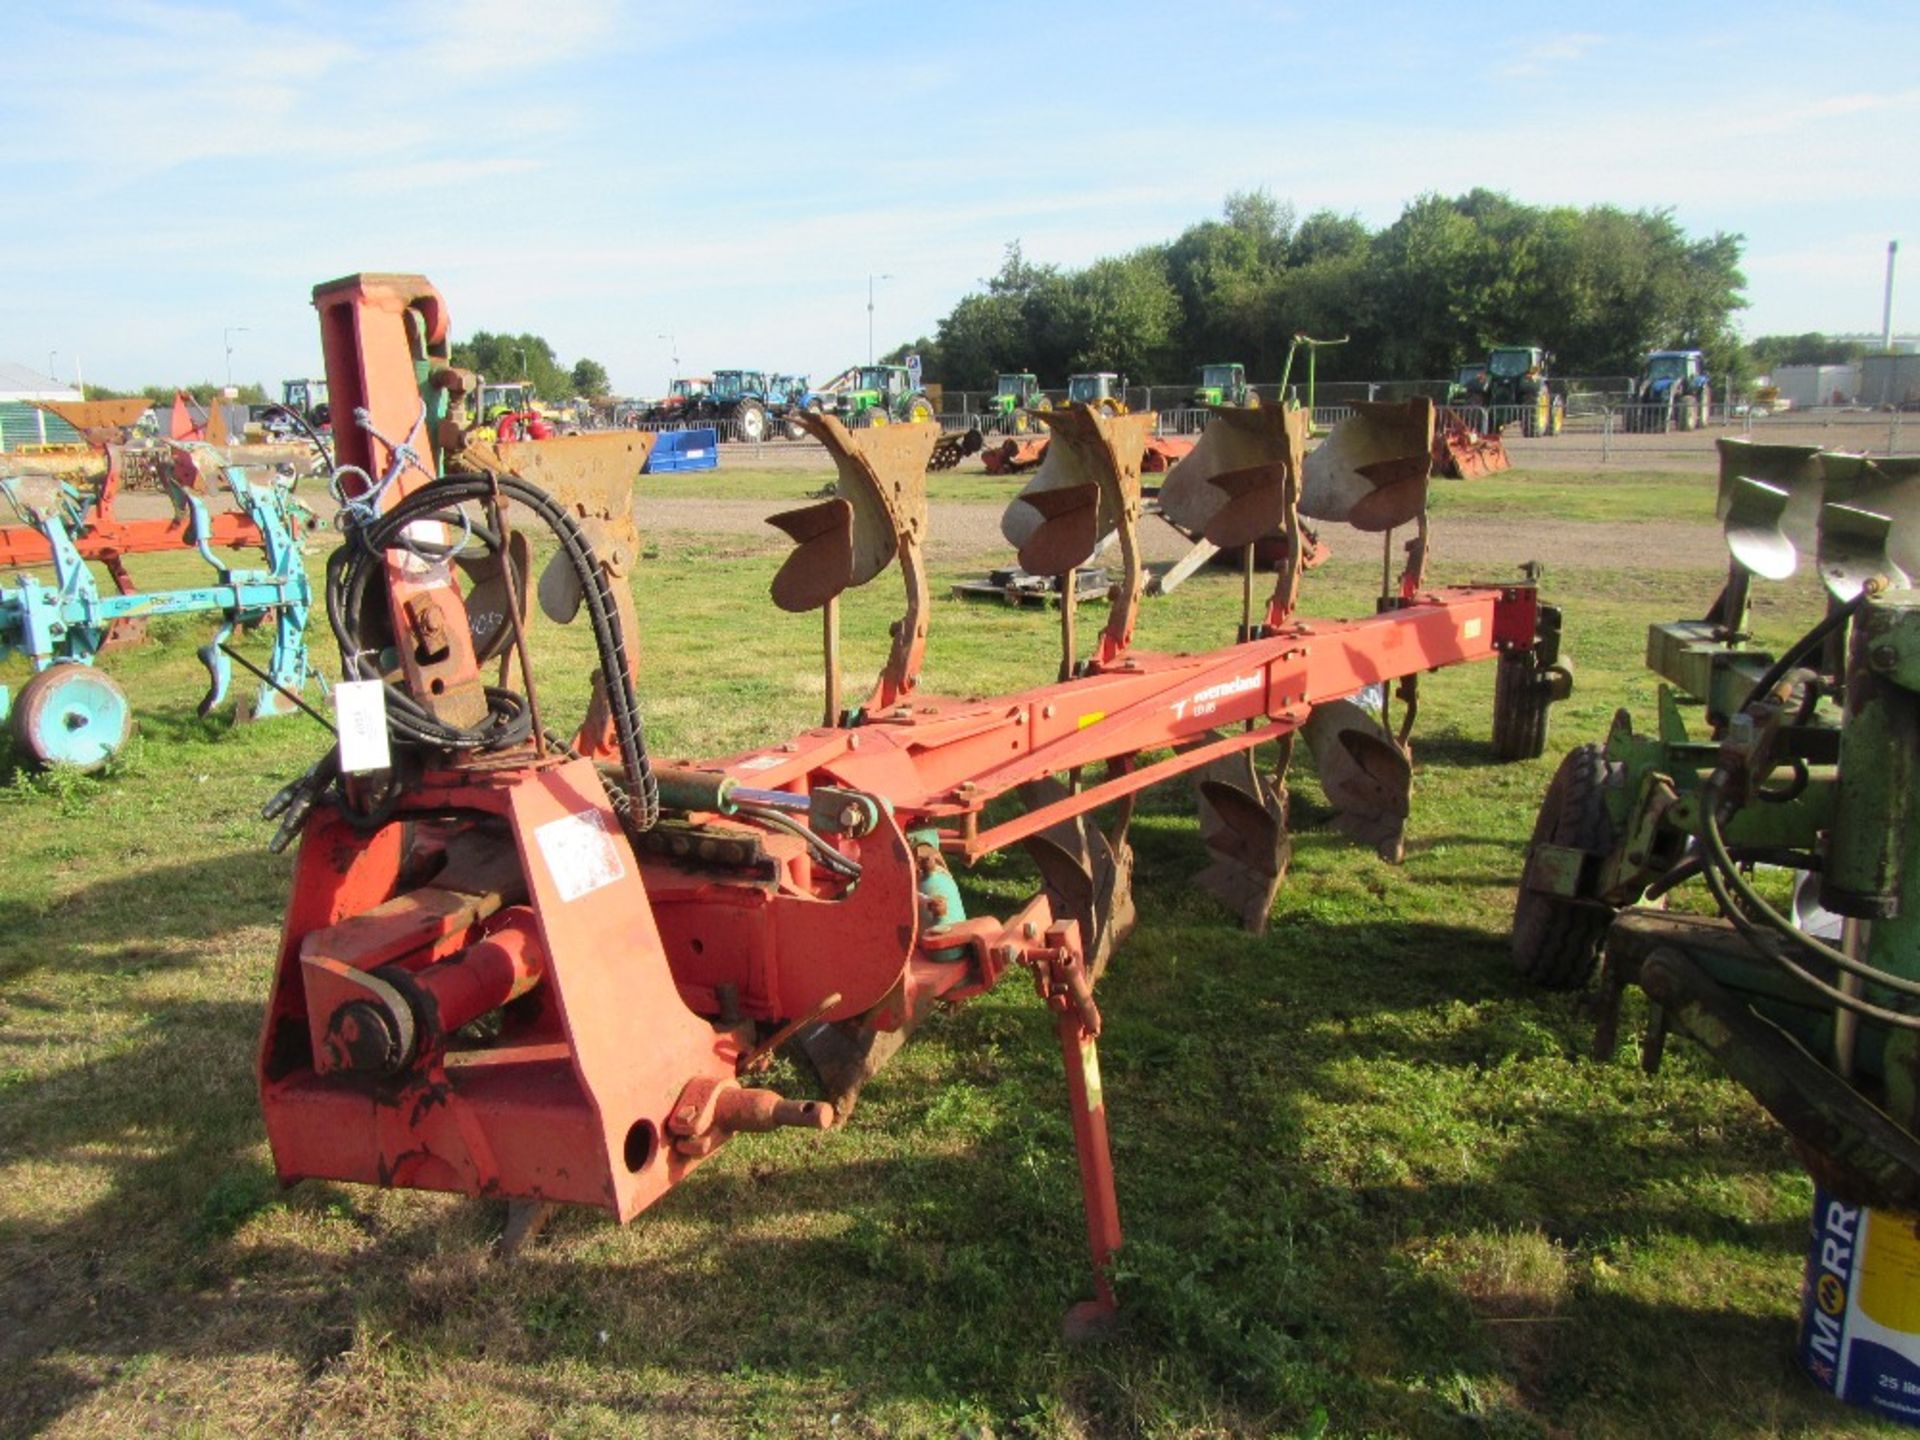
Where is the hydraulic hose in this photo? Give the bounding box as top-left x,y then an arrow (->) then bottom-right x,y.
326,472 -> 660,829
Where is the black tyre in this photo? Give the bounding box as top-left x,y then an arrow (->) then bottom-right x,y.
1511,743 -> 1618,989
1491,651 -> 1552,761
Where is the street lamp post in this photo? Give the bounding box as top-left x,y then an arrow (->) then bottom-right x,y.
47,350 -> 57,387
657,332 -> 679,387
868,273 -> 893,364
223,327 -> 249,390
514,346 -> 529,381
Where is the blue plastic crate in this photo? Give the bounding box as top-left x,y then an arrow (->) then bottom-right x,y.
643,427 -> 720,473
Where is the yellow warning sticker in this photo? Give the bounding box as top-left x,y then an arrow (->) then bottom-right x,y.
1077,711 -> 1105,729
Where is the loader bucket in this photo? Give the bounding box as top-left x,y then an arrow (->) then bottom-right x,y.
1191,744 -> 1291,935
1721,477 -> 1798,581
1159,405 -> 1306,548
1018,777 -> 1137,981
1303,697 -> 1412,862
1300,399 -> 1436,532
771,412 -> 937,611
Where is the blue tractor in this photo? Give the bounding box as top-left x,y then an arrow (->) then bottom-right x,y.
766,374 -> 821,440
1627,349 -> 1712,432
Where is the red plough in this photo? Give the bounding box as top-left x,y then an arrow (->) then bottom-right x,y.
256,275 -> 1566,1334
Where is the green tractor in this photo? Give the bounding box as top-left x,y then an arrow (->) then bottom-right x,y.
1465,345 -> 1564,436
980,372 -> 1052,434
838,365 -> 937,429
1444,362 -> 1488,407
1065,372 -> 1129,415
1191,362 -> 1257,409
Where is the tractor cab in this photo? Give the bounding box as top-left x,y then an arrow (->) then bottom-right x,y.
478,380 -> 535,422
1645,351 -> 1704,387
858,365 -> 909,401
275,377 -> 331,432
1067,372 -> 1128,413
1448,363 -> 1488,405
711,370 -> 766,402
844,365 -> 933,427
995,372 -> 1042,405
1488,347 -> 1543,381
1192,363 -> 1253,408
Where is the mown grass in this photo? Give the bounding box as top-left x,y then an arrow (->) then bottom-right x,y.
0,465 -> 1897,1438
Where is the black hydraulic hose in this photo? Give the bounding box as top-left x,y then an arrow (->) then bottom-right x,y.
327,473 -> 659,829
1737,589 -> 1869,714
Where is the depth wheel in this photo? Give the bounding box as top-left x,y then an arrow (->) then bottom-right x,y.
10,664 -> 132,772
1511,743 -> 1618,990
1491,651 -> 1553,761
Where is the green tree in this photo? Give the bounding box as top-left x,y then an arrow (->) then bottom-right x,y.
451,331 -> 572,400
570,358 -> 611,397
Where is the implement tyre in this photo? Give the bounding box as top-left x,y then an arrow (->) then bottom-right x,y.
11,663 -> 131,772
1511,743 -> 1618,990
1491,651 -> 1554,761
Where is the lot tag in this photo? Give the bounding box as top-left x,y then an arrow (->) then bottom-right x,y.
333,680 -> 392,774
536,809 -> 626,902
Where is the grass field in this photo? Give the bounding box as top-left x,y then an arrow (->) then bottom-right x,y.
0,463 -> 1901,1438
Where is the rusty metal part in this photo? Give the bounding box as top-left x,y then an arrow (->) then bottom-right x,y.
1018,776 -> 1137,980
1159,405 -> 1310,626
1431,412 -> 1510,479
1192,739 -> 1292,935
981,436 -> 1050,474
1303,697 -> 1412,862
1300,399 -> 1436,532
30,398 -> 152,449
1002,405 -> 1153,668
771,413 -> 939,713
929,427 -> 985,472
667,1075 -> 834,1157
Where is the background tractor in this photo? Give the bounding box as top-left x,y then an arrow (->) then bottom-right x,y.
767,374 -> 821,439
1625,349 -> 1712,432
693,369 -> 777,442
1191,363 -> 1257,409
981,372 -> 1051,434
1065,372 -> 1129,415
1466,345 -> 1563,436
836,364 -> 936,428
1444,362 -> 1487,407
643,377 -> 710,423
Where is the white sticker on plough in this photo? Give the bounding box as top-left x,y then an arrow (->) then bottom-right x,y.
536,809 -> 626,902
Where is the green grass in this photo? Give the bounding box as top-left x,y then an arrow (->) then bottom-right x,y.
1428,468 -> 1719,523
0,469 -> 1896,1438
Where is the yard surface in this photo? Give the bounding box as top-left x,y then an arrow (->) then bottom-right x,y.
0,452 -> 1901,1438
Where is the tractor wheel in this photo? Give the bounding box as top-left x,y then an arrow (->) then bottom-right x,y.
1491,651 -> 1554,761
1011,408 -> 1031,435
10,664 -> 131,772
784,416 -> 806,441
736,400 -> 767,443
1550,397 -> 1565,436
1035,396 -> 1053,413
906,396 -> 935,424
1511,743 -> 1619,990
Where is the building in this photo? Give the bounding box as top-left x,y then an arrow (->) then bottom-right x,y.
0,362 -> 85,452
1770,363 -> 1859,409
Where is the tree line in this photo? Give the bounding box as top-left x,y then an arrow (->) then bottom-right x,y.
888,189 -> 1755,389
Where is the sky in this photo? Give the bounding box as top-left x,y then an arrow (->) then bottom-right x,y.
3,0 -> 1915,396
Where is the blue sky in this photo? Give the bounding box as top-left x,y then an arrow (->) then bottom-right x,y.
4,1 -> 1914,395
